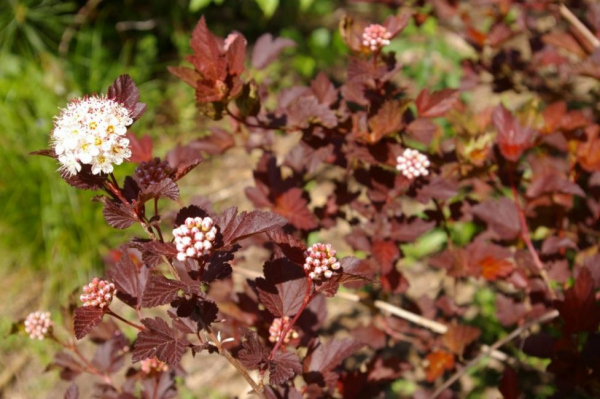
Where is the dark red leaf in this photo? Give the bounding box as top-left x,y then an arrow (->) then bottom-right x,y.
190,128 -> 234,156
554,266 -> 600,333
106,74 -> 147,121
383,11 -> 412,37
61,164 -> 108,191
266,230 -> 307,265
73,306 -> 105,339
107,251 -> 149,309
286,95 -> 337,129
125,132 -> 153,163
139,178 -> 180,202
49,352 -> 84,381
499,366 -> 521,399
270,351 -> 303,385
367,100 -> 406,143
167,66 -> 201,88
174,205 -> 211,227
64,383 -> 79,399
471,197 -> 520,240
30,148 -> 57,158
303,338 -> 365,388
255,258 -> 306,317
415,89 -> 459,118
273,188 -> 318,230
101,199 -> 136,230
495,294 -> 527,326
252,34 -> 296,70
189,17 -> 224,81
215,207 -> 288,247
142,274 -> 199,308
371,240 -> 399,273
166,145 -> 204,182
132,317 -> 189,366
238,328 -> 269,370
202,248 -> 236,283
311,72 -> 337,105
406,118 -> 437,144
172,296 -> 218,332
91,331 -> 129,374
316,257 -> 372,297
492,105 -> 537,162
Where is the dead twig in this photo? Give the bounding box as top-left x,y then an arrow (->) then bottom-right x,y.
559,4 -> 600,50
429,309 -> 559,399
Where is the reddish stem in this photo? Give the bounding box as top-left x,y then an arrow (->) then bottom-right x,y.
106,309 -> 146,331
50,333 -> 113,385
509,173 -> 557,300
259,278 -> 314,380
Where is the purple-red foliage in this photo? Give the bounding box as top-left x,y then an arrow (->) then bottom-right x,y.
31,3 -> 600,398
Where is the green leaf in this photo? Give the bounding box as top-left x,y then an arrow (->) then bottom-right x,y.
300,0 -> 315,11
189,0 -> 212,12
255,0 -> 279,18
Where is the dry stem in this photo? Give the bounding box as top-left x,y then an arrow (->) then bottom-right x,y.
559,4 -> 600,50
429,309 -> 559,399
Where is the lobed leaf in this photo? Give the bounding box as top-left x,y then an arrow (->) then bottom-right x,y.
73,306 -> 105,340
132,317 -> 189,366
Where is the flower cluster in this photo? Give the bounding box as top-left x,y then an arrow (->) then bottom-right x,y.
173,217 -> 218,261
51,95 -> 133,176
135,157 -> 173,188
362,24 -> 392,52
268,316 -> 299,344
396,148 -> 431,180
24,311 -> 52,340
80,278 -> 116,308
140,357 -> 169,374
303,243 -> 341,280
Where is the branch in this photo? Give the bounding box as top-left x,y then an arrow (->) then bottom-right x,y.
205,328 -> 266,399
559,4 -> 600,50
234,267 -> 508,362
509,180 -> 557,300
429,309 -> 559,399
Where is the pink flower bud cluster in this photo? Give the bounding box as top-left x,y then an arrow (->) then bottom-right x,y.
80,277 -> 116,308
304,243 -> 341,280
396,148 -> 430,180
24,311 -> 52,340
173,217 -> 217,261
268,317 -> 299,344
140,357 -> 169,374
362,24 -> 392,52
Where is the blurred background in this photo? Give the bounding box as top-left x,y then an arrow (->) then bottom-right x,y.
0,0 -> 464,396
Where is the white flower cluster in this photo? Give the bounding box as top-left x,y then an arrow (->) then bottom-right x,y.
140,357 -> 169,374
173,217 -> 217,261
362,24 -> 392,52
80,277 -> 116,308
304,243 -> 341,280
24,311 -> 52,340
396,148 -> 431,180
268,316 -> 299,344
51,95 -> 133,176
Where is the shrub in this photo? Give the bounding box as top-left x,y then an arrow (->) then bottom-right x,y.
16,2 -> 600,398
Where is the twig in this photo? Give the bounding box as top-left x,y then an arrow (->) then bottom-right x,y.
429,309 -> 559,399
558,4 -> 600,50
106,309 -> 145,331
234,267 -> 508,362
509,179 -> 557,300
205,328 -> 266,399
337,291 -> 509,362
